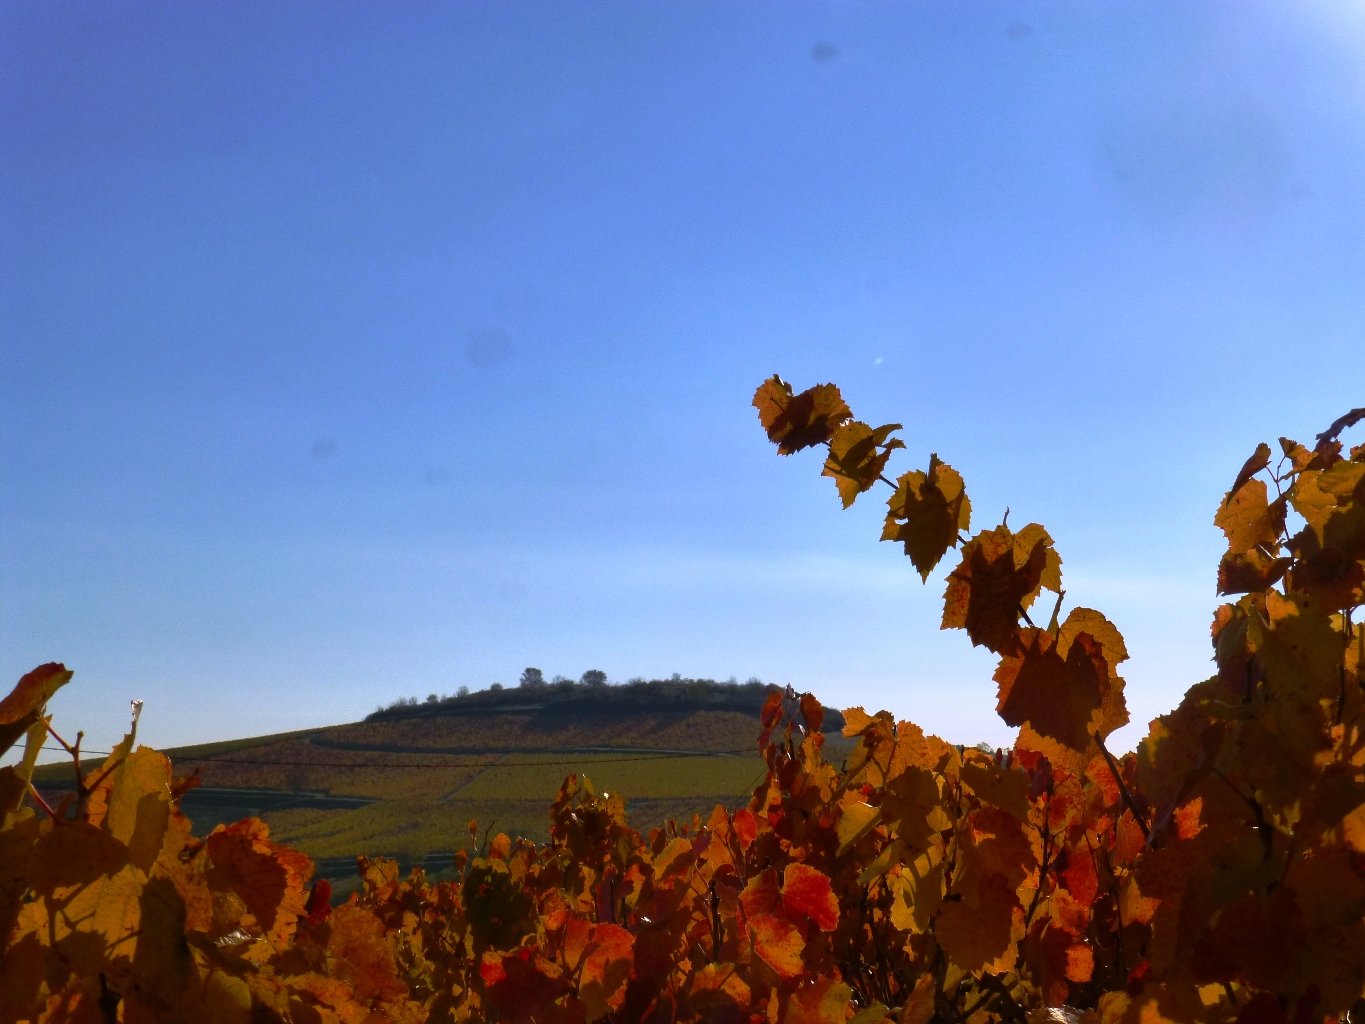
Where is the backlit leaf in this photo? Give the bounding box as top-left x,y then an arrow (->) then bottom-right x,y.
959,760 -> 1030,821
580,922 -> 634,1021
1227,442 -> 1272,501
822,421 -> 904,507
1215,478 -> 1285,554
836,801 -> 880,854
1217,549 -> 1292,595
782,863 -> 838,931
784,975 -> 852,1024
479,947 -> 566,1024
1257,588 -> 1340,705
995,628 -> 1113,751
753,376 -> 852,455
942,524 -> 1060,654
888,844 -> 943,935
881,456 -> 971,580
690,963 -> 751,1019
91,747 -> 173,872
750,913 -> 805,981
798,692 -> 825,736
0,663 -> 72,726
205,818 -> 312,948
900,974 -> 937,1024
934,872 -> 1021,975
0,663 -> 72,758
1061,842 -> 1099,907
740,868 -> 782,919
327,902 -> 410,1004
732,808 -> 758,849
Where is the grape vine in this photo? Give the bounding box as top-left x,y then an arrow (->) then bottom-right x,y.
0,377 -> 1360,1024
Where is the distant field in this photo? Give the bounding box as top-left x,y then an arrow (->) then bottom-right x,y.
453,752 -> 767,802
261,793 -> 760,865
167,740 -> 499,800
321,707 -> 766,755
254,749 -> 767,862
31,682 -> 850,869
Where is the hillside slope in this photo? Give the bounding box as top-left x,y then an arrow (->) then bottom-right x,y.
35,679 -> 848,876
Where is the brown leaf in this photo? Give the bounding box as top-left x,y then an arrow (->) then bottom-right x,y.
959,760 -> 1031,820
1217,549 -> 1292,595
822,421 -> 904,507
798,692 -> 825,736
1227,442 -> 1272,503
0,663 -> 72,758
995,629 -> 1114,752
479,947 -> 565,1024
690,963 -> 751,1019
329,902 -> 411,1004
1055,608 -> 1128,675
1214,479 -> 1285,554
1258,589 -> 1340,705
942,525 -> 1060,654
881,456 -> 971,580
753,376 -> 852,455
935,872 -> 1021,974
899,974 -> 937,1024
784,975 -> 852,1024
0,663 -> 72,725
205,818 -> 312,948
580,922 -> 634,1021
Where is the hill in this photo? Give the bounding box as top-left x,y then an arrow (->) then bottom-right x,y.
33,678 -> 849,884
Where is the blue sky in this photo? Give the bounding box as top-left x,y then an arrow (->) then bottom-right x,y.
3,1 -> 1364,758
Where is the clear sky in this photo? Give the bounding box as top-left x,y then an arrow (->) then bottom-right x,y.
3,1 -> 1363,759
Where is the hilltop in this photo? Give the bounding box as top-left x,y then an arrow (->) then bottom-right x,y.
364,675 -> 844,723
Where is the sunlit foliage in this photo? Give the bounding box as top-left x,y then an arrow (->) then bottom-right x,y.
0,382 -> 1361,1023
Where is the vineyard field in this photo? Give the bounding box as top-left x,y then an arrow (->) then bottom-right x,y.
29,691 -> 792,864
451,752 -> 767,803
323,705 -> 775,754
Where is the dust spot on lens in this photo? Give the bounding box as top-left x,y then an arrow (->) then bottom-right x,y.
311,438 -> 337,460
810,42 -> 838,63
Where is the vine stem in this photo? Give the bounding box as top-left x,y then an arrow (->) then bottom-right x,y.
1024,781 -> 1053,927
26,781 -> 58,820
1093,731 -> 1150,841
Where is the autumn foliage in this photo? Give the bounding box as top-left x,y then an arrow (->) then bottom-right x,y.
2,380 -> 1363,1024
